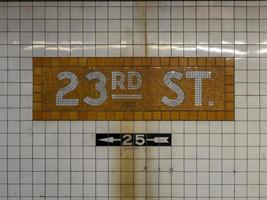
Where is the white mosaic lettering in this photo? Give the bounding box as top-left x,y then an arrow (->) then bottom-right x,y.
161,71 -> 184,107
56,71 -> 79,106
112,71 -> 125,90
128,71 -> 142,90
84,71 -> 107,106
186,71 -> 211,106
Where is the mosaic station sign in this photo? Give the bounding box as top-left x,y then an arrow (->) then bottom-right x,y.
33,57 -> 234,121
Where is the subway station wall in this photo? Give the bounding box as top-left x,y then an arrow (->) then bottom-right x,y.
0,1 -> 267,200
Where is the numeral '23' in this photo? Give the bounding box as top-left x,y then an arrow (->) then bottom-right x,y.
56,71 -> 107,106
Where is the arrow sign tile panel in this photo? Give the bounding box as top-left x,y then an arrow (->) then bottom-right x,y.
96,133 -> 172,146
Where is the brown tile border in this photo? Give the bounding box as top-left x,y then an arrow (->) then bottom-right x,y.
33,57 -> 235,121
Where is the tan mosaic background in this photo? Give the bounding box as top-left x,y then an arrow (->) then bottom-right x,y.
33,57 -> 234,121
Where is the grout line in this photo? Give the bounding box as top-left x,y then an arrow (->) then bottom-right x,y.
246,2 -> 248,200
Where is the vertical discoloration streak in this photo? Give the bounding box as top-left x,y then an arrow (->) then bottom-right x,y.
121,147 -> 134,198
134,1 -> 147,57
119,2 -> 147,199
144,2 -> 148,57
112,2 -> 150,199
120,122 -> 134,199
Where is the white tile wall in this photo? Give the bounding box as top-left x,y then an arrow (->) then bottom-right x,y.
0,1 -> 267,199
